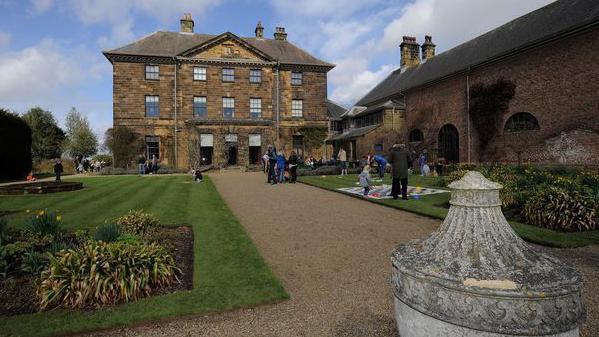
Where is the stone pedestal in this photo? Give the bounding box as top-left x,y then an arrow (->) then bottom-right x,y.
391,171 -> 585,336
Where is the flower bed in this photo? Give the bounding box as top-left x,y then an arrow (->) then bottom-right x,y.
0,181 -> 83,195
0,210 -> 192,316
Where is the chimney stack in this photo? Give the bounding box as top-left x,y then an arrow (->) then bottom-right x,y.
421,35 -> 436,60
400,36 -> 420,68
180,13 -> 194,34
274,27 -> 287,41
255,21 -> 264,39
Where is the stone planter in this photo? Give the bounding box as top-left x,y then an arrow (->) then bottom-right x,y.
391,171 -> 585,336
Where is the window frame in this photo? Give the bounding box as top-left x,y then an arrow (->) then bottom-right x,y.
291,72 -> 302,86
145,136 -> 160,160
193,66 -> 207,81
291,99 -> 303,118
145,65 -> 159,80
222,97 -> 235,119
145,95 -> 160,117
222,68 -> 235,82
504,112 -> 540,133
249,69 -> 262,83
249,98 -> 262,119
193,96 -> 207,119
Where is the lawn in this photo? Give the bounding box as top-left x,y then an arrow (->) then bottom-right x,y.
299,174 -> 599,248
0,175 -> 288,337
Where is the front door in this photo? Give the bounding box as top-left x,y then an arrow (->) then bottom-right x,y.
227,144 -> 238,165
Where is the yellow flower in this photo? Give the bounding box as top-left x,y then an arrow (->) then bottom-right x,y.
39,210 -> 45,216
56,215 -> 62,221
26,209 -> 30,213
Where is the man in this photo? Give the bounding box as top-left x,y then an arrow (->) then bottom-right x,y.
53,159 -> 63,182
373,154 -> 388,180
338,148 -> 347,176
267,144 -> 277,184
388,144 -> 410,200
137,155 -> 146,175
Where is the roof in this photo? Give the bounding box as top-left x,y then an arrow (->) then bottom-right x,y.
356,99 -> 404,117
326,100 -> 347,120
356,0 -> 599,106
104,31 -> 334,68
326,125 -> 380,142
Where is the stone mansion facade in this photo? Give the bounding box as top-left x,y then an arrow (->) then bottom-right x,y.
103,15 -> 334,168
330,0 -> 599,166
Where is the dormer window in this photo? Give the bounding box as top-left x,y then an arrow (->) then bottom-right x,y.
291,72 -> 302,85
145,65 -> 159,80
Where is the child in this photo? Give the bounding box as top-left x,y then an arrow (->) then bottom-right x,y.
358,165 -> 373,196
194,168 -> 203,182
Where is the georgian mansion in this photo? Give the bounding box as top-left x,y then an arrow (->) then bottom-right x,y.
103,14 -> 337,168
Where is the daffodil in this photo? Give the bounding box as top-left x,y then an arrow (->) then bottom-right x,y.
56,215 -> 62,221
26,209 -> 30,213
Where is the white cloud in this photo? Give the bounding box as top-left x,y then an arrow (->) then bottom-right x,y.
270,0 -> 379,18
29,0 -> 53,14
0,32 -> 10,51
330,63 -> 395,105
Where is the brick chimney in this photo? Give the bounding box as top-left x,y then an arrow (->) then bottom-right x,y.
421,35 -> 436,60
400,36 -> 420,68
180,13 -> 194,33
255,21 -> 264,39
274,27 -> 287,41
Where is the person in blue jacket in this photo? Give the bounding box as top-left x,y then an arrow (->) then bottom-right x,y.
276,151 -> 287,183
373,154 -> 387,180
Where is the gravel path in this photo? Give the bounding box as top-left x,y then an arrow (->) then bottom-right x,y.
87,171 -> 598,337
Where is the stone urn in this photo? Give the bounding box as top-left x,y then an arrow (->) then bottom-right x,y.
391,171 -> 585,337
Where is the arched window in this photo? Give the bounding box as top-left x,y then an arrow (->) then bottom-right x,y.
438,124 -> 459,163
504,112 -> 539,133
409,129 -> 424,142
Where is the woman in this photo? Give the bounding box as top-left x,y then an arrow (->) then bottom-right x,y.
276,151 -> 286,183
288,151 -> 298,183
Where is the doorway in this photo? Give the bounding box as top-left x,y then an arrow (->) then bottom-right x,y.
438,124 -> 459,163
227,144 -> 238,165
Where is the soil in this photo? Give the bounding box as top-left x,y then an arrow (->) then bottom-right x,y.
0,225 -> 193,317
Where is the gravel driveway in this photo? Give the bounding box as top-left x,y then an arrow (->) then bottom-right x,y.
87,171 -> 597,337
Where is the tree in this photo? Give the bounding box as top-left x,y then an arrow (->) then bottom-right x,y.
21,107 -> 66,162
104,126 -> 144,168
0,109 -> 32,180
64,108 -> 98,159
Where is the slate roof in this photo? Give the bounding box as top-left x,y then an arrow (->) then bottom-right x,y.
326,100 -> 347,120
356,0 -> 599,106
326,125 -> 380,142
104,31 -> 334,68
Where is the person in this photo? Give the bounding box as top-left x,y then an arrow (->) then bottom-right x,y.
54,159 -> 63,182
193,168 -> 203,182
373,154 -> 388,180
388,144 -> 410,200
267,145 -> 277,184
358,165 -> 373,196
338,148 -> 347,176
419,150 -> 428,176
367,152 -> 374,166
262,153 -> 269,173
138,155 -> 146,175
288,151 -> 299,183
276,151 -> 286,183
151,154 -> 158,174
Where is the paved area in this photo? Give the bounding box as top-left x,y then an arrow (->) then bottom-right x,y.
88,171 -> 598,337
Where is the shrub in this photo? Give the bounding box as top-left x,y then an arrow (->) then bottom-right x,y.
524,185 -> 598,232
0,217 -> 8,245
0,109 -> 32,180
442,169 -> 468,186
116,233 -> 142,245
24,209 -> 62,237
93,223 -> 120,243
38,241 -> 180,309
116,210 -> 159,236
0,246 -> 6,279
21,249 -> 48,275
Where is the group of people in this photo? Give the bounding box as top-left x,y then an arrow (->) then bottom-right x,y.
263,145 -> 299,184
137,154 -> 159,175
74,157 -> 107,173
358,144 -> 411,200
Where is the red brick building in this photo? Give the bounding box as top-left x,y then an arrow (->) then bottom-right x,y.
331,0 -> 599,166
104,15 -> 334,169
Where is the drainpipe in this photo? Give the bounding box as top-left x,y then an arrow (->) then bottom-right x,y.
275,62 -> 280,145
173,58 -> 178,168
466,67 -> 471,165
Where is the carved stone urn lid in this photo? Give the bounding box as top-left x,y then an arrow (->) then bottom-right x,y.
391,171 -> 585,335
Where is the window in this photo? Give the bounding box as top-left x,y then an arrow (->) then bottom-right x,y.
409,129 -> 424,142
249,134 -> 262,165
249,69 -> 262,83
193,96 -> 207,118
145,65 -> 159,80
200,134 -> 213,165
223,97 -> 235,118
193,67 -> 206,81
145,96 -> 159,117
145,136 -> 159,160
292,135 -> 304,158
504,112 -> 539,133
291,72 -> 302,85
292,99 -> 303,117
250,98 -> 262,119
222,68 -> 234,82
374,144 -> 383,152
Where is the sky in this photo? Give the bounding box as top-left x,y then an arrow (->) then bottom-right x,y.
0,0 -> 555,142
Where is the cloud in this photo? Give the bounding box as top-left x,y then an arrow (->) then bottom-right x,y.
330,63 -> 395,105
270,0 -> 379,18
0,32 -> 10,50
29,0 -> 53,14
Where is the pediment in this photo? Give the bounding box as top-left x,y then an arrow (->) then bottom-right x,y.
180,32 -> 273,62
